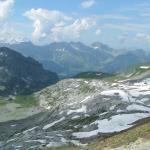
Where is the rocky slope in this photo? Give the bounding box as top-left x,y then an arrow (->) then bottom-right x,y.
0,66 -> 150,150
0,47 -> 58,96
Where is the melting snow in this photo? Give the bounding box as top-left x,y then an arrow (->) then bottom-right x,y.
10,124 -> 16,127
101,90 -> 129,102
140,66 -> 150,69
140,98 -> 149,103
96,73 -> 102,76
70,140 -> 87,147
43,117 -> 65,130
46,142 -> 65,148
67,105 -> 87,115
72,115 -> 80,119
81,96 -> 91,103
110,105 -> 116,110
72,113 -> 149,138
84,81 -> 89,84
6,138 -> 17,143
23,126 -> 38,134
127,104 -> 150,112
25,140 -> 46,144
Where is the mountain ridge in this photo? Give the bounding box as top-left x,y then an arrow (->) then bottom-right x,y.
0,41 -> 115,77
0,41 -> 150,78
0,47 -> 59,96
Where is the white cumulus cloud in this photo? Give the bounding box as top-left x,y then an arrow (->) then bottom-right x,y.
81,0 -> 96,9
0,23 -> 28,43
136,33 -> 150,43
0,0 -> 15,21
24,8 -> 97,44
51,17 -> 96,41
24,9 -> 72,42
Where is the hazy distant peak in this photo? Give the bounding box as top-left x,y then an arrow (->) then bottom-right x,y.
91,42 -> 112,50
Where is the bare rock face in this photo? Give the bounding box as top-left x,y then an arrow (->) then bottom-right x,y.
0,47 -> 58,96
0,74 -> 150,150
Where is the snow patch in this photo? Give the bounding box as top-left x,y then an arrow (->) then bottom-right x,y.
72,113 -> 149,138
127,104 -> 150,112
101,90 -> 129,102
23,126 -> 38,134
43,117 -> 65,130
67,105 -> 87,115
81,96 -> 91,103
140,66 -> 150,69
72,115 -> 80,119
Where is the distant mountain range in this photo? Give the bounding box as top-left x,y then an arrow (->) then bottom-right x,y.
103,49 -> 150,73
0,41 -> 150,78
0,47 -> 58,96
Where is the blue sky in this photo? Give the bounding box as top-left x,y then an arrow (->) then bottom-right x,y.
0,0 -> 150,49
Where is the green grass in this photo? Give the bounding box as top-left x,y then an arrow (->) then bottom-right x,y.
0,96 -> 8,106
14,95 -> 38,107
0,100 -> 7,106
74,72 -> 111,80
102,74 -> 126,82
126,65 -> 150,77
123,63 -> 150,77
103,64 -> 150,82
0,85 -> 6,91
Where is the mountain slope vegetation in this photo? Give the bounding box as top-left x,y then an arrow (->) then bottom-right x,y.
0,47 -> 58,96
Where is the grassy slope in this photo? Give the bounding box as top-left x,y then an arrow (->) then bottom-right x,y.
71,66 -> 150,83
14,95 -> 38,107
73,72 -> 111,80
43,119 -> 150,150
0,94 -> 38,107
0,99 -> 7,106
0,95 -> 40,122
0,97 -> 9,106
102,64 -> 150,82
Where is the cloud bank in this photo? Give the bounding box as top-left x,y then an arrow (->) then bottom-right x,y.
0,0 -> 15,21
